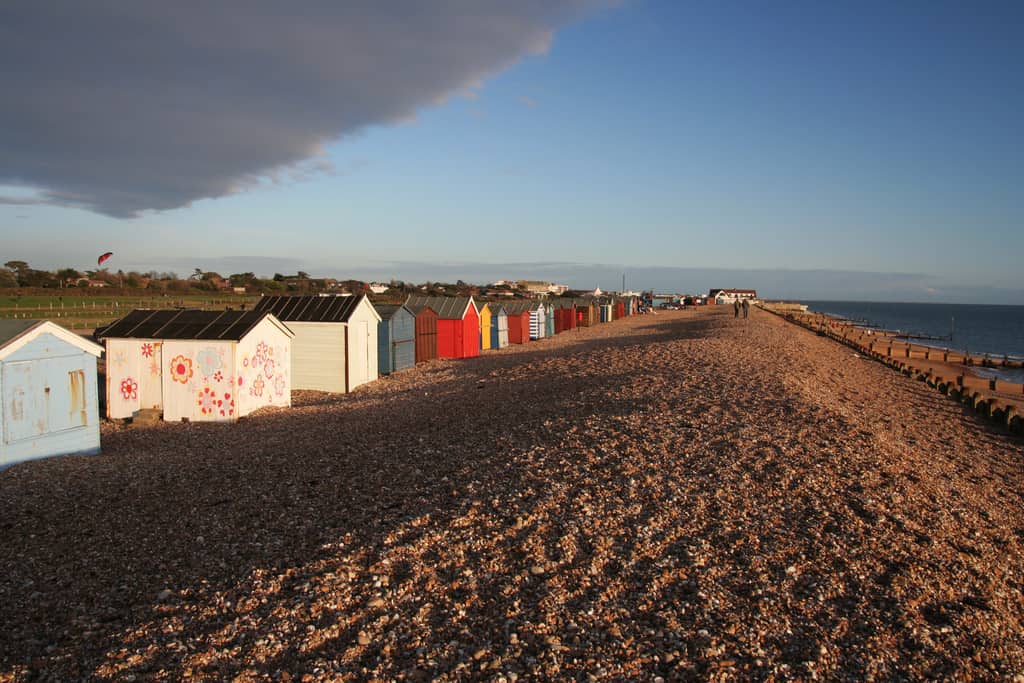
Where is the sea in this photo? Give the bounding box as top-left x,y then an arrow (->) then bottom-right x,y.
803,301 -> 1024,384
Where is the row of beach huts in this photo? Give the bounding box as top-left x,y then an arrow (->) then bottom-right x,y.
0,294 -> 640,469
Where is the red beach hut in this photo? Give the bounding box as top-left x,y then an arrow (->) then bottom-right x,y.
504,302 -> 532,344
405,296 -> 479,359
406,304 -> 438,364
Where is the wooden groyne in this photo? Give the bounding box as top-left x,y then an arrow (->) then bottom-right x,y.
762,306 -> 1024,436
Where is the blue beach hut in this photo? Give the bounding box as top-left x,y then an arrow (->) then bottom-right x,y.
489,304 -> 509,349
0,320 -> 103,469
374,303 -> 416,375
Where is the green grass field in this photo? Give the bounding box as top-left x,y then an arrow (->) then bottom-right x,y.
0,293 -> 261,331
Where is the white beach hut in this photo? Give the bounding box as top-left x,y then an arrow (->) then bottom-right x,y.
0,320 -> 103,468
254,294 -> 381,393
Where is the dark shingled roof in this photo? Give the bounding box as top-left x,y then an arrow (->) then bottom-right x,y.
0,319 -> 42,347
97,309 -> 276,341
254,294 -> 367,322
404,296 -> 474,320
372,303 -> 413,321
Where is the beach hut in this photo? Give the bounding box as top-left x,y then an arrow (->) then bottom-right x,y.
545,304 -> 556,337
529,302 -> 547,340
576,298 -> 598,327
406,296 -> 479,359
615,299 -> 626,319
0,320 -> 103,469
373,303 -> 416,375
99,309 -> 293,422
489,304 -> 510,349
505,303 -> 531,344
477,300 -> 492,351
255,294 -> 380,393
556,301 -> 578,333
403,304 -> 439,364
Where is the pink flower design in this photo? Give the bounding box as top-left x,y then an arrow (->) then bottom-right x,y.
120,377 -> 138,401
263,359 -> 275,378
213,370 -> 223,383
250,375 -> 265,397
219,393 -> 234,417
197,386 -> 218,415
274,375 -> 286,397
237,375 -> 244,387
255,341 -> 269,363
140,343 -> 154,358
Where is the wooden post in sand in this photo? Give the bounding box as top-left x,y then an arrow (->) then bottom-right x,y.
924,348 -> 931,360
989,378 -> 998,391
943,349 -> 949,362
905,345 -> 911,358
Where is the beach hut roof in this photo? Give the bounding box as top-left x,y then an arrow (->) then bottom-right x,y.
97,309 -> 291,341
255,294 -> 377,323
0,319 -> 103,361
405,295 -> 475,320
373,303 -> 414,321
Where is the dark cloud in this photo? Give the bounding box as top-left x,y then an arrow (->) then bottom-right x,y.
0,2 -> 608,217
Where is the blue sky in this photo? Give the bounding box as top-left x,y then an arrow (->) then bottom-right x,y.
2,1 -> 1021,302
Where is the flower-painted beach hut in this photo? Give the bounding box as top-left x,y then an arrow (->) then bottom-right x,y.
255,294 -> 380,393
477,300 -> 492,351
0,320 -> 103,469
405,296 -> 479,359
505,303 -> 531,344
373,303 -> 416,375
488,304 -> 509,349
98,309 -> 292,422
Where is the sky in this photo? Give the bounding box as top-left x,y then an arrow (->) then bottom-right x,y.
1,1 -> 1022,303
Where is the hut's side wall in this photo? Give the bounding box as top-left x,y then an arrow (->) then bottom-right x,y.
105,338 -> 146,419
346,302 -> 379,391
236,318 -> 291,416
1,335 -> 100,468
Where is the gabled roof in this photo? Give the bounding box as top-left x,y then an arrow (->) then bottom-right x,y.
0,319 -> 103,361
255,294 -> 377,322
404,295 -> 475,320
97,309 -> 290,341
373,303 -> 414,321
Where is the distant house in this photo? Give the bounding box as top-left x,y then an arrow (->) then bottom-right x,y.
368,283 -> 390,295
98,309 -> 293,422
710,289 -> 758,305
0,320 -> 104,469
254,294 -> 380,393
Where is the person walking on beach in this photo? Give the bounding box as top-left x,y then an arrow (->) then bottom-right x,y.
742,298 -> 750,318
733,299 -> 740,318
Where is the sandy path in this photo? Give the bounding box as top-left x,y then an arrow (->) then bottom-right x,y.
1,307 -> 1022,681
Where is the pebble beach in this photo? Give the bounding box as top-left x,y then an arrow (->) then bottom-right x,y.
1,305 -> 1022,681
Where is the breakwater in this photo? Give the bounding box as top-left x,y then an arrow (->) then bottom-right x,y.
762,305 -> 1024,436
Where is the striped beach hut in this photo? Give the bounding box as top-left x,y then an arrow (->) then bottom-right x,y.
0,320 -> 103,469
99,309 -> 293,422
255,294 -> 380,393
529,302 -> 546,340
373,303 -> 416,375
488,304 -> 510,349
504,302 -> 531,344
477,300 -> 492,351
406,296 -> 479,359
